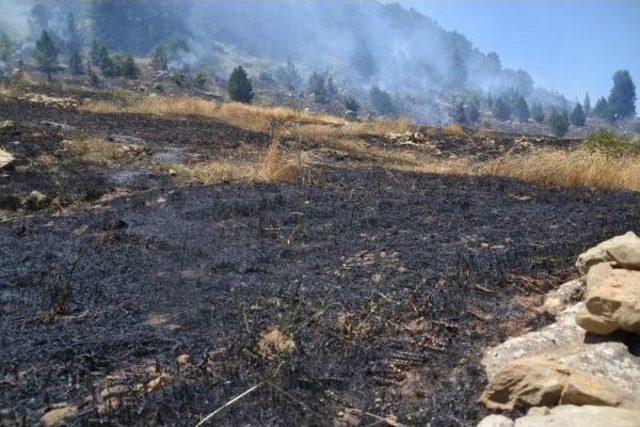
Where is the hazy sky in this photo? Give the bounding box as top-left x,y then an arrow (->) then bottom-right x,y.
401,0 -> 640,106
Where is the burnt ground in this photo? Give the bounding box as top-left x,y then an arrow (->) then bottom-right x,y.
2,88 -> 640,426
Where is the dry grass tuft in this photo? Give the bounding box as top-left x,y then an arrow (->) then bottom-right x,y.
63,138 -> 144,166
478,148 -> 640,191
424,124 -> 467,138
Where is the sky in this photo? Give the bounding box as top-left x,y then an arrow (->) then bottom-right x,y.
401,0 -> 640,107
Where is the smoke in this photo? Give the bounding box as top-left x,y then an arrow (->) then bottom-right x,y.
0,0 -> 570,120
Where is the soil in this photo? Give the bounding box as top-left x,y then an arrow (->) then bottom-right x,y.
2,86 -> 640,426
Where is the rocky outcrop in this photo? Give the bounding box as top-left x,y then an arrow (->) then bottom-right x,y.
478,405 -> 640,427
478,233 -> 640,426
576,262 -> 640,335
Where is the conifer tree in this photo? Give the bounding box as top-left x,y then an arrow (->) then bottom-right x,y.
531,103 -> 545,123
227,66 -> 254,103
69,50 -> 84,75
570,103 -> 586,126
548,110 -> 569,137
608,70 -> 636,120
493,97 -> 511,121
34,31 -> 58,81
583,93 -> 591,117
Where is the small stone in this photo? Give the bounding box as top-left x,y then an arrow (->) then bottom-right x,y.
40,405 -> 78,426
176,354 -> 191,367
99,385 -> 130,399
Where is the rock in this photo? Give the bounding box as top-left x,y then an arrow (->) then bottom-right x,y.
480,355 -> 570,410
576,232 -> 640,274
0,148 -> 15,171
560,372 -> 638,409
575,262 -> 640,335
482,304 -> 586,380
513,405 -> 640,427
176,354 -> 191,367
109,135 -> 146,145
477,414 -> 514,427
542,279 -> 585,318
22,190 -> 47,210
41,121 -> 76,131
40,405 -> 78,426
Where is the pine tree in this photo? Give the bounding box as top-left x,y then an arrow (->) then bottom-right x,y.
548,110 -> 569,137
0,33 -> 13,62
69,50 -> 84,75
343,95 -> 360,113
97,45 -> 117,77
453,102 -> 466,125
593,97 -> 613,122
33,31 -> 58,81
513,95 -> 531,122
583,93 -> 591,117
493,97 -> 511,121
66,12 -> 82,52
90,40 -> 102,66
227,66 -> 254,103
570,103 -> 586,127
531,103 -> 545,123
277,57 -> 302,92
117,54 -> 139,79
370,86 -> 395,115
467,99 -> 481,123
151,45 -> 168,71
608,70 -> 636,120
308,72 -> 329,104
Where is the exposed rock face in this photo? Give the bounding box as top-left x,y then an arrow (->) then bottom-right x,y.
513,405 -> 640,427
477,414 -> 514,427
576,232 -> 640,274
576,262 -> 640,335
0,148 -> 15,171
541,279 -> 585,318
480,355 -> 570,410
482,304 -> 585,380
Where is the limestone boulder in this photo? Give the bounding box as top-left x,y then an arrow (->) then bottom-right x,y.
480,355 -> 570,410
514,405 -> 640,427
560,372 -> 638,408
0,148 -> 15,171
542,279 -> 585,318
477,414 -> 514,427
575,262 -> 640,335
576,232 -> 640,274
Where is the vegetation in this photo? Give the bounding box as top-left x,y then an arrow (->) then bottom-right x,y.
548,110 -> 570,137
68,51 -> 84,76
308,72 -> 335,104
570,103 -> 586,127
0,33 -> 13,62
512,95 -> 530,122
151,45 -> 168,71
608,70 -> 636,120
467,99 -> 481,123
593,97 -> 613,122
583,93 -> 591,116
585,129 -> 640,157
227,66 -> 254,104
493,97 -> 511,121
531,103 -> 545,123
453,102 -> 467,125
33,31 -> 59,81
343,95 -> 360,113
276,58 -> 303,92
370,86 -> 395,115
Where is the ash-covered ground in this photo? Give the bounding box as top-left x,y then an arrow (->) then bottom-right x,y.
2,88 -> 640,426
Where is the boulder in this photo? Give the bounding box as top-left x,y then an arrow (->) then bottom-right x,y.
477,414 -> 514,427
575,263 -> 640,335
0,148 -> 15,171
542,279 -> 585,318
576,232 -> 640,274
560,372 -> 638,409
480,355 -> 570,410
482,304 -> 585,380
513,405 -> 640,427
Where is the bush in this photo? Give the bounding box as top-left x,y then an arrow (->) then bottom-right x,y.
228,66 -> 254,103
453,101 -> 466,125
493,97 -> 510,121
585,129 -> 640,156
308,71 -> 330,104
548,110 -> 570,137
570,103 -> 586,127
370,86 -> 394,115
68,50 -> 84,75
343,95 -> 360,113
117,55 -> 139,79
531,103 -> 545,123
513,95 -> 530,122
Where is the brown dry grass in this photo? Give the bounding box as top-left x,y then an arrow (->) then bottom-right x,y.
63,138 -> 144,166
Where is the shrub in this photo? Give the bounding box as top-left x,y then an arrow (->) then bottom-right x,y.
548,110 -> 569,137
228,66 -> 254,104
68,50 -> 84,75
0,33 -> 13,62
370,86 -> 395,115
531,103 -> 545,123
513,95 -> 530,122
151,45 -> 168,71
493,97 -> 510,121
343,95 -> 360,113
453,101 -> 466,125
570,103 -> 586,127
593,97 -> 613,122
585,129 -> 640,156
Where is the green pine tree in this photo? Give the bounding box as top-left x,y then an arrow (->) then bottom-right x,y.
608,70 -> 636,120
69,50 -> 84,75
227,66 -> 254,103
370,86 -> 395,115
453,101 -> 467,125
570,103 -> 586,127
493,97 -> 511,121
531,103 -> 545,123
548,110 -> 569,137
33,31 -> 58,81
513,95 -> 531,122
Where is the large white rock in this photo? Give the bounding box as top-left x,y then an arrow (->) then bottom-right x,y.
477,414 -> 514,427
576,232 -> 640,274
542,279 -> 585,318
514,405 -> 640,427
575,262 -> 640,335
